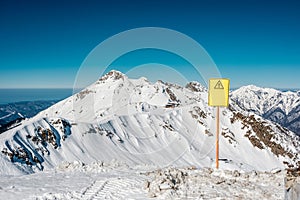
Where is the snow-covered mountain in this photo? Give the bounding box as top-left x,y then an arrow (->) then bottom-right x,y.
231,85 -> 300,136
0,71 -> 299,176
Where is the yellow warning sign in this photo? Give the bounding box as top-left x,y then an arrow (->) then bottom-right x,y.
208,78 -> 230,107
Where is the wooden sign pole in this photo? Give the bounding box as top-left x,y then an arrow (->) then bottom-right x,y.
208,78 -> 230,169
216,106 -> 220,169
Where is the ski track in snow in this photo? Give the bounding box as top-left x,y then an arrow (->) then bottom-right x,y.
31,177 -> 148,200
80,178 -> 143,200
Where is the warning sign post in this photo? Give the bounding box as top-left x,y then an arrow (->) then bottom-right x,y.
208,79 -> 230,107
208,78 -> 230,169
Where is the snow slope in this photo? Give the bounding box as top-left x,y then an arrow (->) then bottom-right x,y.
231,85 -> 300,135
0,71 -> 299,176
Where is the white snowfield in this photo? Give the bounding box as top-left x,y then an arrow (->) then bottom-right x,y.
0,70 -> 299,199
0,161 -> 286,200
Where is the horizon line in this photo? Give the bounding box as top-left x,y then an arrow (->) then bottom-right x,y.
0,86 -> 299,91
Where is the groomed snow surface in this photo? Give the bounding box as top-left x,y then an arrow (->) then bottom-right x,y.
0,161 -> 286,200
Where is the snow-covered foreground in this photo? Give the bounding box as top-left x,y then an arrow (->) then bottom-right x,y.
0,161 -> 286,200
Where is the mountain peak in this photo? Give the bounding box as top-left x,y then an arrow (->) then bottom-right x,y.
243,84 -> 261,90
98,70 -> 126,82
236,85 -> 281,95
185,81 -> 206,92
240,85 -> 269,91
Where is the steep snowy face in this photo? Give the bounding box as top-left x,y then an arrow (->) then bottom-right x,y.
231,85 -> 300,135
0,71 -> 299,175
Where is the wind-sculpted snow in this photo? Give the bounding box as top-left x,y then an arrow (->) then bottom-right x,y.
0,71 -> 299,176
0,117 -> 71,172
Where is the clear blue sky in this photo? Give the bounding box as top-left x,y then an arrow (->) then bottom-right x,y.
0,0 -> 299,89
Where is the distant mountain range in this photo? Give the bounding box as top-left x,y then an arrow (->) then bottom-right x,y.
0,71 -> 299,176
0,100 -> 57,133
231,85 -> 300,136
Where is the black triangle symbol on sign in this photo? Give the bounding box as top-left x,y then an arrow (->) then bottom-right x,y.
214,80 -> 224,89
